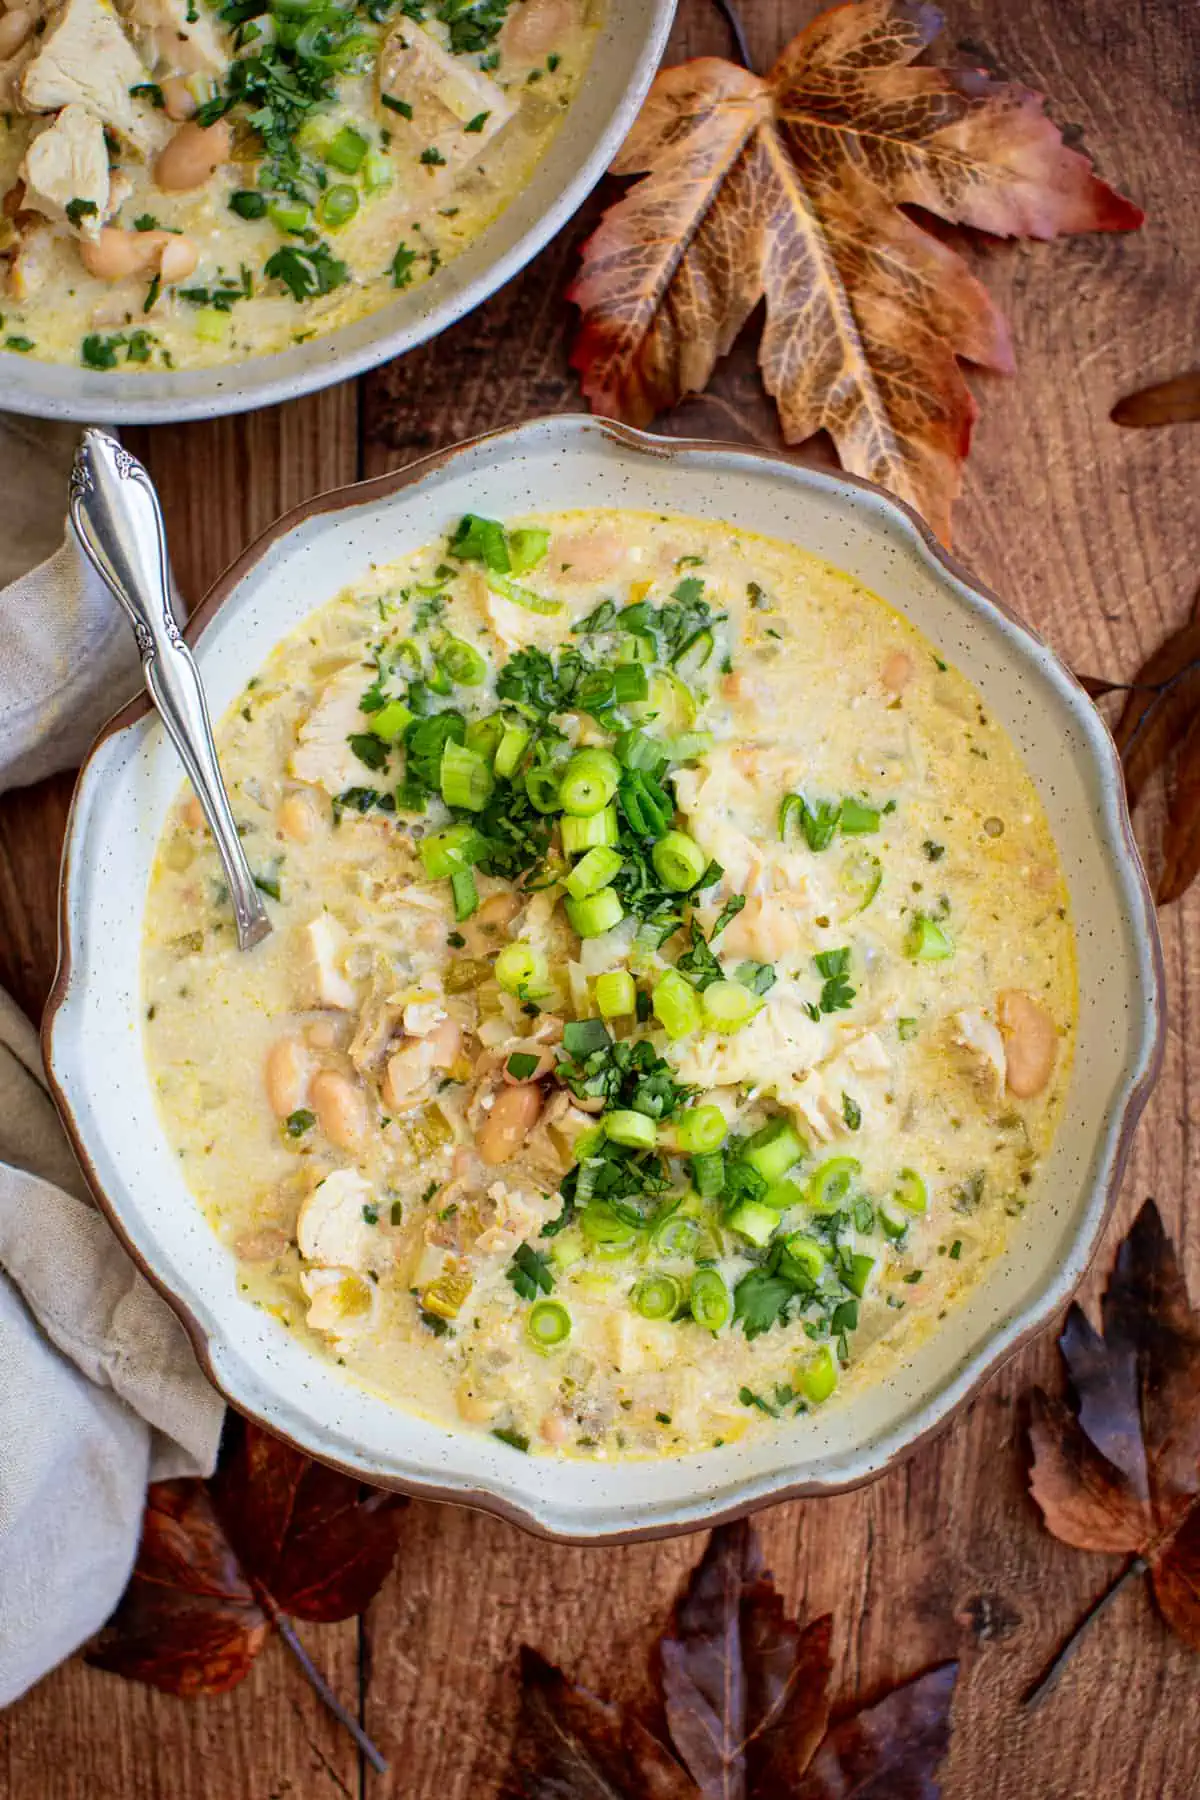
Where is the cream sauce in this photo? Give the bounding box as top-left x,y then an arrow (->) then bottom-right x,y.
143,509 -> 1076,1458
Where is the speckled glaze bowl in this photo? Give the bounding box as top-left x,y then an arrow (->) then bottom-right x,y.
44,416 -> 1164,1541
0,1 -> 676,425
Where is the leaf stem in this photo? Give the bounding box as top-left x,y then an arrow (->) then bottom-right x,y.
273,1607 -> 389,1774
1022,1555 -> 1147,1711
710,0 -> 753,70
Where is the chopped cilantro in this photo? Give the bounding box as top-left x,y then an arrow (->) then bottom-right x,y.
506,1242 -> 554,1300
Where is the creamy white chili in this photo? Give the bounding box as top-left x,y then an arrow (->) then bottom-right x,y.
143,509 -> 1076,1458
0,0 -> 597,368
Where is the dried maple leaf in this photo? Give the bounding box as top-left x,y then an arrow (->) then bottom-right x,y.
87,1480 -> 268,1696
569,0 -> 1142,543
1029,1201 -> 1200,1659
1112,371 -> 1200,428
1103,589 -> 1200,903
506,1518 -> 957,1799
88,1424 -> 405,1764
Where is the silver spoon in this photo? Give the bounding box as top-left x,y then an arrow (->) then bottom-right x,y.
69,428 -> 272,952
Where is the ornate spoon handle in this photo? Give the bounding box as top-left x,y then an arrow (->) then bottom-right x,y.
69,428 -> 271,952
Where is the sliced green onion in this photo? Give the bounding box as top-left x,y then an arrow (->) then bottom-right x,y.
562,1017 -> 611,1057
450,866 -> 478,920
440,740 -> 494,811
605,1110 -> 657,1151
782,1233 -> 826,1282
595,969 -> 636,1018
615,729 -> 668,775
319,182 -> 359,229
495,941 -> 548,996
878,1197 -> 910,1240
651,830 -> 707,892
370,698 -> 414,742
465,713 -> 505,763
527,1299 -> 571,1351
905,914 -> 954,960
726,1199 -> 779,1247
689,1267 -> 732,1333
566,888 -> 624,938
690,1149 -> 725,1199
764,1177 -> 805,1212
700,979 -> 763,1034
560,749 -> 620,817
664,730 -> 715,764
193,307 -> 229,344
631,1273 -> 682,1321
842,1251 -> 875,1297
565,846 -> 623,900
419,821 -> 483,879
894,1168 -> 928,1214
807,1155 -> 861,1211
324,123 -> 369,173
494,719 -> 532,778
743,1119 -> 806,1184
524,761 -> 562,813
507,527 -> 550,574
798,1343 -> 838,1405
580,1202 -> 638,1259
268,200 -> 310,233
841,849 -> 883,915
673,1105 -> 727,1155
562,806 -> 617,855
489,571 -> 563,616
652,968 -> 702,1040
435,634 -> 487,687
652,1212 -> 701,1258
362,148 -> 393,193
613,662 -> 650,704
840,796 -> 881,834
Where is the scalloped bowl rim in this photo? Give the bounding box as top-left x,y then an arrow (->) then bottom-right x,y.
44,416 -> 1164,1541
0,0 -> 677,424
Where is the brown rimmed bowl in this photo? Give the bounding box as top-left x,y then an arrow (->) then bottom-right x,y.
43,416 -> 1164,1541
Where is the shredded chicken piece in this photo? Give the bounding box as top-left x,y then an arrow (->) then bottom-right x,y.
20,0 -> 162,154
19,103 -> 110,237
377,18 -> 514,171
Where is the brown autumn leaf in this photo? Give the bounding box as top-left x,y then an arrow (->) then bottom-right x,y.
1102,588 -> 1200,903
86,1480 -> 269,1696
1029,1200 -> 1200,1651
568,0 -> 1142,543
88,1422 -> 406,1695
505,1518 -> 958,1799
1159,710 -> 1200,905
1111,371 -> 1200,428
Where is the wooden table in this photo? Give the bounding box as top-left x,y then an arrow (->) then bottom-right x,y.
2,2 -> 1197,1794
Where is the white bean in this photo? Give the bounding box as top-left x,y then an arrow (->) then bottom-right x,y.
155,119 -> 232,193
477,1082 -> 542,1166
264,1037 -> 310,1117
998,990 -> 1057,1098
309,1068 -> 369,1150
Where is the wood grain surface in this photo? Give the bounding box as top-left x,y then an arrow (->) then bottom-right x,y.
2,3 -> 1197,1797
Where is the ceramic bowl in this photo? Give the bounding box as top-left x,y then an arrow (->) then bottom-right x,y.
0,1 -> 676,425
44,416 -> 1164,1541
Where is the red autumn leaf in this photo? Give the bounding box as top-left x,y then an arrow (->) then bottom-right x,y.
660,1517 -> 833,1797
87,1423 -> 406,1697
87,1480 -> 268,1696
1111,371 -> 1200,428
211,1419 -> 405,1622
1159,709 -> 1200,905
569,0 -> 1141,543
506,1519 -> 958,1799
1029,1201 -> 1200,1650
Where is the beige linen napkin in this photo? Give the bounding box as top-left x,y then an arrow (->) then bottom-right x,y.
0,414 -> 224,1708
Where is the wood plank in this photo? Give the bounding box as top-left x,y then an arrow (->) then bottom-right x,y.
0,386 -> 365,1799
0,2 -> 1197,1796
